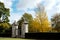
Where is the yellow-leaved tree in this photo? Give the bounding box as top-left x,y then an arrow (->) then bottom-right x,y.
34,4 -> 51,32
30,19 -> 41,32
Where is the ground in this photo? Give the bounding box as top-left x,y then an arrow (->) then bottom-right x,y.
0,37 -> 35,40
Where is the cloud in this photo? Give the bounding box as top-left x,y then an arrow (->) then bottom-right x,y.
9,13 -> 22,24
39,0 -> 60,21
44,0 -> 60,13
26,9 -> 36,18
17,0 -> 42,10
16,0 -> 43,19
16,0 -> 60,21
1,0 -> 60,23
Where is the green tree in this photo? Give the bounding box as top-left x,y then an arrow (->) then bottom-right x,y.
22,13 -> 33,21
0,2 -> 10,22
0,2 -> 10,33
18,13 -> 33,32
51,13 -> 60,32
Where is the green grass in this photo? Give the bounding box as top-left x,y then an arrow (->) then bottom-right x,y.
0,37 -> 35,40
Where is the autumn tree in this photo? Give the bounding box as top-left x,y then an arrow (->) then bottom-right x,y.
30,18 -> 41,32
34,4 -> 51,32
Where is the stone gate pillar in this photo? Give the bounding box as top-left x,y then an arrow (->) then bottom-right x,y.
12,21 -> 18,37
21,19 -> 28,38
12,24 -> 16,37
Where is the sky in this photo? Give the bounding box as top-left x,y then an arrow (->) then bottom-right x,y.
0,0 -> 60,24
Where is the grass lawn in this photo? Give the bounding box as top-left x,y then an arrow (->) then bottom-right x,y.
0,37 -> 35,40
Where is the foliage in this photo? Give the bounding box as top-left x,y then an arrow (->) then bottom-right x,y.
18,13 -> 34,32
22,13 -> 33,21
0,23 -> 10,29
34,4 -> 51,32
18,17 -> 24,29
0,22 -> 11,33
18,5 -> 52,32
51,13 -> 60,32
29,19 -> 40,32
0,2 -> 10,22
0,2 -> 10,33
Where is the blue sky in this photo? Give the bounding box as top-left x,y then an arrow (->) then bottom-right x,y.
0,0 -> 60,24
